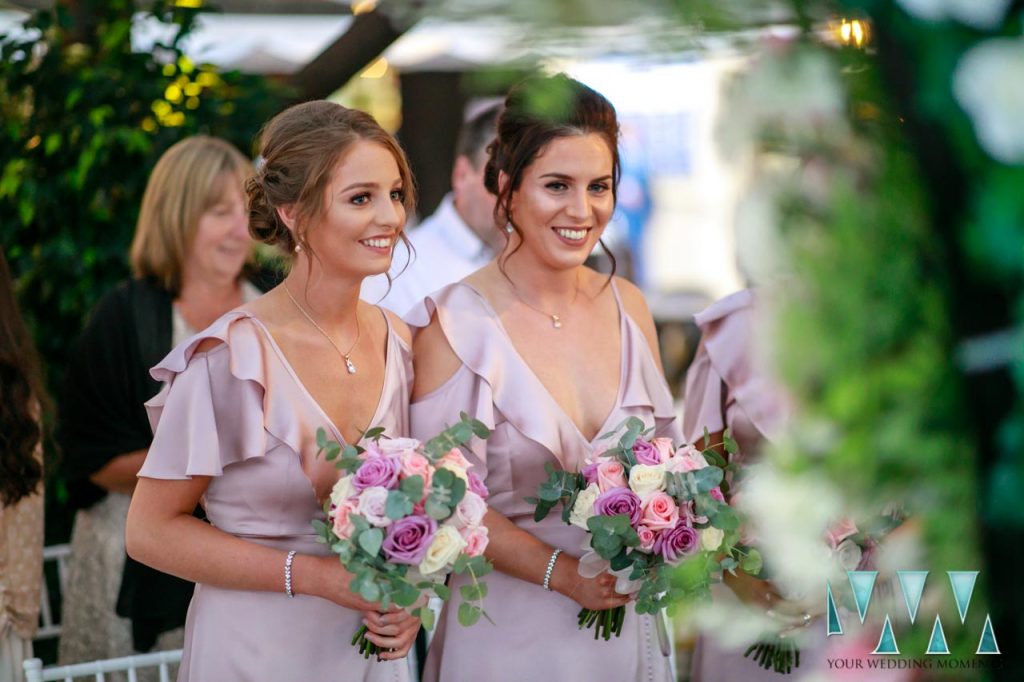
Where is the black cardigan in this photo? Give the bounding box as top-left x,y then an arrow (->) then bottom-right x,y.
58,273 -> 278,651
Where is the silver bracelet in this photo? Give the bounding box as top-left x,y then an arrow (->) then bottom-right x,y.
543,548 -> 562,591
284,550 -> 297,598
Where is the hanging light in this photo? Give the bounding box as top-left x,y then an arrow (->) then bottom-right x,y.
836,18 -> 870,48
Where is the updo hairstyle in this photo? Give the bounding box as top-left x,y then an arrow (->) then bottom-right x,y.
247,100 -> 416,258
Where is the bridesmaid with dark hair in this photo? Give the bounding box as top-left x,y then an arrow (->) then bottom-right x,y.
411,74 -> 679,682
0,250 -> 46,682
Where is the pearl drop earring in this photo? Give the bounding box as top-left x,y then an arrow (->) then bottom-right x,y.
294,243 -> 302,253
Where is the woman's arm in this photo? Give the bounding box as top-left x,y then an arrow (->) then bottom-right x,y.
126,476 -> 419,659
483,509 -> 629,611
89,449 -> 147,494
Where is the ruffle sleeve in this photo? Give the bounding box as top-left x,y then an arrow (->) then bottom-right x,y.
140,311 -> 303,479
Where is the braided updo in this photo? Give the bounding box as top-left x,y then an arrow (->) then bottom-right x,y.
247,100 -> 416,257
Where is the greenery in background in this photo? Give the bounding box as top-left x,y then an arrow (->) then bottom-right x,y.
0,1 -> 285,528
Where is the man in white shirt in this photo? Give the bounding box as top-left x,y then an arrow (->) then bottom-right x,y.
361,103 -> 504,324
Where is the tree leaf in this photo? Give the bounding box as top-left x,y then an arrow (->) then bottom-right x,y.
458,602 -> 481,627
386,490 -> 413,520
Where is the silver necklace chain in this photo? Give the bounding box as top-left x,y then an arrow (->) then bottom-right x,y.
282,283 -> 360,375
508,270 -> 580,329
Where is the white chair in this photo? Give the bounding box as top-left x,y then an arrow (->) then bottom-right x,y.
22,650 -> 182,682
36,543 -> 72,641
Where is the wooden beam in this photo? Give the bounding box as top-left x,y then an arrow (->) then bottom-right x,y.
288,9 -> 406,101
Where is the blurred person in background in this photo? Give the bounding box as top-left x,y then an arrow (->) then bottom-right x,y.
361,102 -> 504,324
0,251 -> 47,682
57,136 -> 273,668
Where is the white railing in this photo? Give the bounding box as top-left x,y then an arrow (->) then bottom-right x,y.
36,543 -> 72,641
22,650 -> 183,682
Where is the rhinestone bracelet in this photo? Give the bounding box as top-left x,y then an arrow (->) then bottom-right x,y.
543,548 -> 563,591
284,550 -> 297,598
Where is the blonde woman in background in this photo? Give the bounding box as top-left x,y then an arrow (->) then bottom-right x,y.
58,136 -> 273,668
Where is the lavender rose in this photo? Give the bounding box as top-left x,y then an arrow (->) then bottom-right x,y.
580,460 -> 600,486
352,454 -> 401,491
467,470 -> 489,498
382,515 -> 438,565
632,440 -> 663,466
654,521 -> 699,564
592,487 -> 642,528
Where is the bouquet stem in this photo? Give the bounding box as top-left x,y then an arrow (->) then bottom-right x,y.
351,625 -> 383,660
577,606 -> 625,640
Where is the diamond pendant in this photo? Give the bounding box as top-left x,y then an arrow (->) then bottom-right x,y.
551,315 -> 562,329
344,355 -> 357,374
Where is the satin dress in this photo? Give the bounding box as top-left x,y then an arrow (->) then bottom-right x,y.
139,309 -> 412,682
412,280 -> 680,682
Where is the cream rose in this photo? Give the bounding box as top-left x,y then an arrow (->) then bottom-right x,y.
418,525 -> 467,575
329,475 -> 355,509
700,527 -> 724,552
356,486 -> 391,527
628,463 -> 667,497
835,539 -> 863,571
569,483 -> 602,530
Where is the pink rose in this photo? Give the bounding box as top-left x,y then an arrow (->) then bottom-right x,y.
665,446 -> 708,474
636,525 -> 657,553
439,447 -> 473,472
596,460 -> 628,492
826,517 -> 859,550
332,501 -> 356,539
455,491 -> 487,528
460,525 -> 489,557
641,492 -> 679,531
709,487 -> 725,503
651,437 -> 675,463
400,450 -> 432,494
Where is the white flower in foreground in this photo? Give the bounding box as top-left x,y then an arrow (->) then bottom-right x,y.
954,38 -> 1024,165
896,0 -> 1011,30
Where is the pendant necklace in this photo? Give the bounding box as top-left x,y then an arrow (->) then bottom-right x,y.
283,283 -> 360,374
509,271 -> 580,330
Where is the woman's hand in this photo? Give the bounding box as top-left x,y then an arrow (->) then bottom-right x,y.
361,609 -> 421,661
297,555 -> 382,612
723,569 -> 783,610
551,555 -> 630,611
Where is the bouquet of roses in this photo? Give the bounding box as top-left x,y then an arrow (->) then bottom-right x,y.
528,417 -> 761,640
313,413 -> 494,659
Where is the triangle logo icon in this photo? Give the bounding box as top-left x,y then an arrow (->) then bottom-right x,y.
897,570 -> 928,624
848,570 -> 878,624
977,614 -> 1000,655
926,615 -> 949,655
947,571 -> 978,624
872,614 -> 900,655
826,582 -> 843,636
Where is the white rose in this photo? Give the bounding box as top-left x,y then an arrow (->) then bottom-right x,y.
329,475 -> 355,509
896,0 -> 1010,30
700,527 -> 724,552
418,526 -> 467,575
356,486 -> 391,527
376,437 -> 422,456
569,483 -> 601,530
954,38 -> 1024,164
454,491 -> 487,529
628,464 -> 666,497
835,539 -> 863,571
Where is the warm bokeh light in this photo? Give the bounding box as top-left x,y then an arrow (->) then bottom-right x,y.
837,18 -> 869,48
